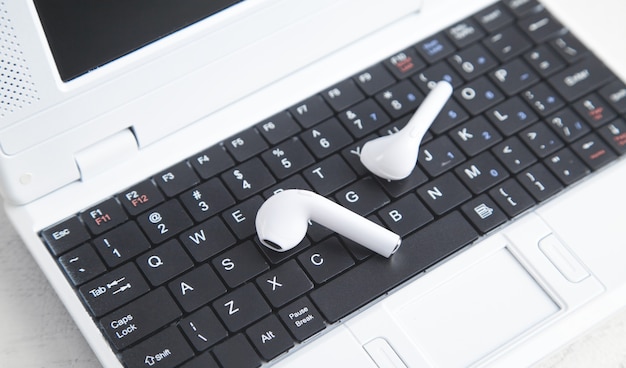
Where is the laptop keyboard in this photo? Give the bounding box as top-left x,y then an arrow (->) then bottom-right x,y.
40,1 -> 626,367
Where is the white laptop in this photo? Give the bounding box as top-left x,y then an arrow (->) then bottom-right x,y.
1,0 -> 626,367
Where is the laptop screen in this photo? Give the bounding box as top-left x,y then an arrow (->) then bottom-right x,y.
32,0 -> 242,82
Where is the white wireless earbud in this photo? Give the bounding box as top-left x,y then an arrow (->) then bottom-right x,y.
255,189 -> 401,258
360,80 -> 453,180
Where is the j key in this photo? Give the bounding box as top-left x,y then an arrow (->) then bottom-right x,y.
256,111 -> 302,145
262,138 -> 314,179
378,194 -> 434,237
338,99 -> 390,139
489,178 -> 536,218
486,96 -> 538,136
483,25 -> 532,62
301,118 -> 353,158
524,45 -> 565,78
353,64 -> 396,96
417,172 -> 472,215
375,80 -> 424,118
446,18 -> 486,48
461,195 -> 508,233
322,79 -> 365,112
455,76 -> 504,115
213,283 -> 272,332
222,196 -> 264,240
599,80 -> 626,114
521,82 -> 564,116
80,198 -> 127,235
189,144 -> 235,180
303,155 -> 357,196
93,221 -> 150,267
454,151 -> 509,194
137,239 -> 193,286
155,162 -> 199,197
278,296 -> 326,342
118,179 -> 164,216
571,133 -> 618,170
335,178 -> 389,216
255,259 -> 313,308
225,128 -> 269,163
518,9 -> 563,44
419,135 -> 466,177
79,262 -> 150,317
298,237 -> 355,284
100,287 -> 182,350
169,264 -> 227,313
213,334 -> 262,368
42,216 -> 90,256
289,95 -> 333,129
599,119 -> 626,155
180,217 -> 235,262
547,57 -> 613,102
121,326 -> 193,368
221,158 -> 276,200
490,58 -> 539,96
474,3 -> 514,32
179,306 -> 228,351
137,200 -> 193,244
310,211 -> 478,323
492,136 -> 537,173
546,108 -> 590,142
572,93 -> 617,128
448,44 -> 498,81
212,241 -> 269,288
520,122 -> 564,158
517,163 -> 563,202
180,178 -> 235,222
58,244 -> 107,286
384,48 -> 426,79
247,315 -> 295,361
412,62 -> 463,94
415,32 -> 456,64
450,115 -> 503,156
545,148 -> 590,185
550,33 -> 588,63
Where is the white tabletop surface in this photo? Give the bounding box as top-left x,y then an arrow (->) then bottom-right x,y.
1,0 -> 626,367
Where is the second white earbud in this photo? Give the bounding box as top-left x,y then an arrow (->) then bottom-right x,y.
360,80 -> 453,180
255,189 -> 401,258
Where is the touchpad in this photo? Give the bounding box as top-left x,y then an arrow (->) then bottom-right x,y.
393,248 -> 559,367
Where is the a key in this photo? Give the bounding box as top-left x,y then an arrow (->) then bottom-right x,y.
168,264 -> 227,313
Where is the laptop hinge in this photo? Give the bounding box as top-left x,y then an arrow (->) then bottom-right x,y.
74,128 -> 139,181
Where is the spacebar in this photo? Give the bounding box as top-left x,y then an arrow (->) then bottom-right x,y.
310,211 -> 478,323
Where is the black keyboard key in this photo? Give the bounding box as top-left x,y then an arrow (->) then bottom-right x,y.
378,194 -> 433,237
599,119 -> 626,155
522,82 -> 564,116
246,315 -> 295,361
262,174 -> 312,199
155,162 -> 200,198
377,166 -> 428,198
179,306 -> 228,351
599,80 -> 626,114
322,79 -> 365,111
79,262 -> 150,317
417,172 -> 472,215
446,18 -> 486,48
213,333 -> 262,368
256,111 -> 302,145
303,155 -> 356,196
338,99 -> 390,139
550,32 -> 588,63
93,221 -> 151,267
137,200 -> 193,244
301,118 -> 353,159
571,133 -> 618,170
289,95 -> 333,129
450,115 -> 503,156
412,62 -> 463,94
503,0 -> 539,17
487,96 -> 538,136
419,135 -> 466,177
375,80 -> 424,118
261,138 -> 314,180
572,93 -> 617,128
520,122 -> 564,158
518,9 -> 563,43
546,108 -> 590,143
483,25 -> 532,62
213,283 -> 271,332
169,264 -> 226,313
455,76 -> 505,115
58,244 -> 107,286
517,163 -> 563,201
548,57 -> 613,102
180,178 -> 235,222
415,32 -> 456,63
524,45 -> 566,78
118,180 -> 164,216
189,145 -> 235,180
490,58 -> 539,96
353,64 -> 396,96
489,178 -> 536,218
256,260 -> 313,308
545,148 -> 590,185
221,158 -> 276,200
180,217 -> 236,263
257,236 -> 311,265
222,196 -> 264,240
278,296 -> 326,342
335,178 -> 389,216
449,44 -> 498,81
100,287 -> 181,350
384,48 -> 426,79
120,326 -> 193,368
212,241 -> 269,288
493,136 -> 538,173
461,194 -> 508,233
298,237 -> 355,284
474,3 -> 514,32
42,216 -> 90,256
137,239 -> 193,286
80,198 -> 128,235
430,98 -> 470,134
181,353 -> 219,368
455,151 -> 509,194
225,128 -> 269,162
310,211 -> 478,323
